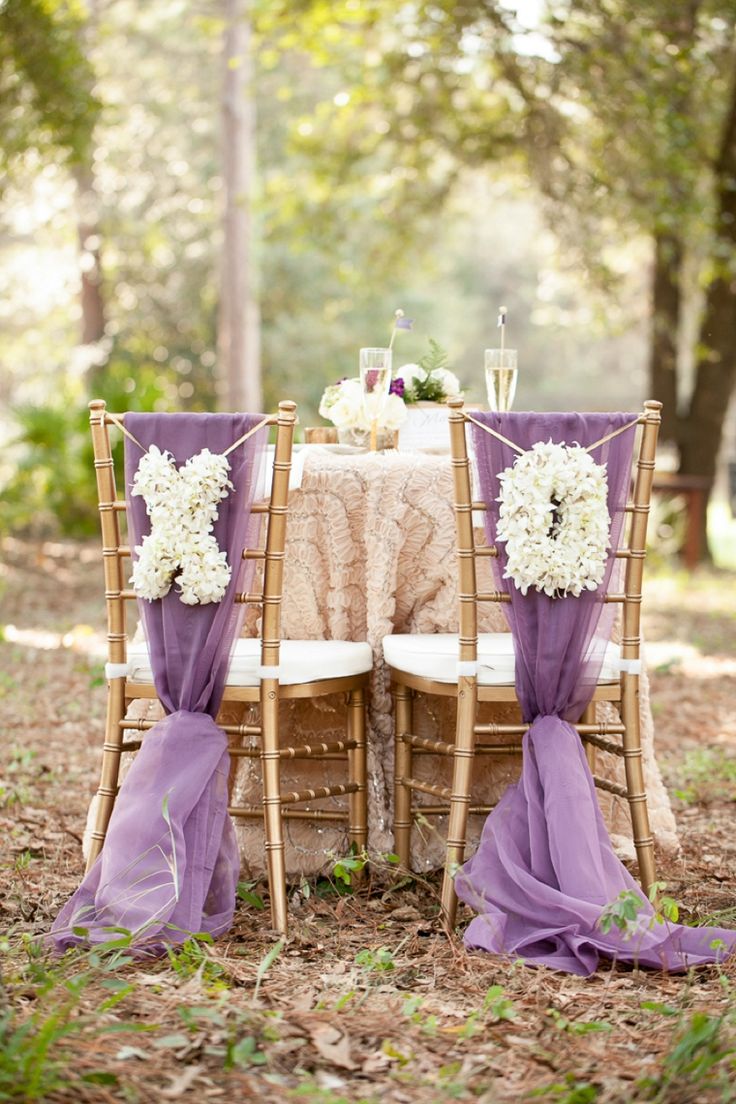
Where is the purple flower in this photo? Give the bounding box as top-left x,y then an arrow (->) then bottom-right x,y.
389,377 -> 405,398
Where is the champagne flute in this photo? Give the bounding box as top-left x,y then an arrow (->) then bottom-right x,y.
359,347 -> 393,450
485,348 -> 518,412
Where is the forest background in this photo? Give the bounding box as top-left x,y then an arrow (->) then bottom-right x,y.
2,0 -> 736,560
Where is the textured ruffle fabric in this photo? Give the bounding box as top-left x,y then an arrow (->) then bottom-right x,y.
51,412 -> 267,954
455,413 -> 736,974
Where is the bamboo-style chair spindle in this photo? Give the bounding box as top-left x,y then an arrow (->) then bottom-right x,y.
384,399 -> 662,929
86,399 -> 371,937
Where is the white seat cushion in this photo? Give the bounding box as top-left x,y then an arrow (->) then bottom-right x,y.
382,632 -> 622,685
127,638 -> 373,687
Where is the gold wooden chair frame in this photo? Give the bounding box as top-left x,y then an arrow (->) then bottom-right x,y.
387,399 -> 662,928
87,398 -> 370,936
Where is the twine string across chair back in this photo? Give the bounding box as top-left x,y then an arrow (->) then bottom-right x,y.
454,410 -> 736,974
51,412 -> 269,953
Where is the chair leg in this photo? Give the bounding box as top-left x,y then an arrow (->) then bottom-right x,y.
441,676 -> 477,930
620,677 -> 656,894
393,683 -> 414,869
582,702 -> 597,774
260,681 -> 288,936
346,685 -> 368,859
86,677 -> 126,871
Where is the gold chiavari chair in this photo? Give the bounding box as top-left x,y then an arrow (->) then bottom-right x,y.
87,399 -> 371,936
384,399 -> 662,928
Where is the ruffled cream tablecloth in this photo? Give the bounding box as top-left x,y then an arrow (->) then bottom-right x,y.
227,447 -> 679,879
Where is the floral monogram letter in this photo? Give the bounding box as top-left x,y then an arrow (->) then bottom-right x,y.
496,441 -> 610,599
130,446 -> 235,605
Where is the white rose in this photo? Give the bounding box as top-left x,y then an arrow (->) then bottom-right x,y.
381,393 -> 409,430
394,363 -> 427,387
318,383 -> 344,419
329,396 -> 361,430
429,368 -> 463,399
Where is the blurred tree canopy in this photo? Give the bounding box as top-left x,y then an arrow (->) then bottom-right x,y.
0,0 -> 99,171
1,0 -> 735,554
271,0 -> 736,548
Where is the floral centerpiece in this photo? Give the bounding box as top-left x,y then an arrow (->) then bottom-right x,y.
394,339 -> 463,405
318,377 -> 407,439
317,314 -> 463,448
318,308 -> 412,443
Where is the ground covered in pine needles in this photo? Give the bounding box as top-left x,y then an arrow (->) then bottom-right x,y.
1,539 -> 735,1103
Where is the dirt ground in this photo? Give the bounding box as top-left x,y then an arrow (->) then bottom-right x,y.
1,539 -> 735,1103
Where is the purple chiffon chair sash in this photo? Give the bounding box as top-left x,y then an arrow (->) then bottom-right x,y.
455,412 -> 735,975
51,412 -> 268,954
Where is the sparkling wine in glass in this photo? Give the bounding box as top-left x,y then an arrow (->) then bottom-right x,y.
360,347 -> 393,449
485,348 -> 518,412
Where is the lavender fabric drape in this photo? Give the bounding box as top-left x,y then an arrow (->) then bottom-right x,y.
52,412 -> 267,954
455,412 -> 736,975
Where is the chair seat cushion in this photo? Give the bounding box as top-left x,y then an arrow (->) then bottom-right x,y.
382,632 -> 621,685
127,638 -> 373,687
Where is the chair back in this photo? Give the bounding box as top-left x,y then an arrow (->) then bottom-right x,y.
446,399 -> 662,686
87,399 -> 297,682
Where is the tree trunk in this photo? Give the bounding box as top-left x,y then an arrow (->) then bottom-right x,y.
677,65 -> 736,558
648,232 -> 682,442
74,164 -> 106,347
218,0 -> 261,412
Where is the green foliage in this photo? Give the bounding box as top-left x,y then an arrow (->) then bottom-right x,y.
547,1008 -> 612,1036
672,747 -> 736,806
236,880 -> 265,910
0,349 -> 206,537
166,934 -> 228,991
0,0 -> 100,170
173,1003 -> 271,1070
290,1077 -> 378,1104
529,1075 -> 600,1102
253,939 -> 284,1002
637,1010 -> 736,1101
401,339 -> 453,403
482,984 -> 517,1022
0,397 -> 98,538
0,931 -> 141,1101
599,884 -> 682,941
225,1033 -> 268,1069
647,881 -> 680,924
598,889 -> 647,937
401,994 -> 440,1035
332,848 -> 369,886
355,946 -> 396,972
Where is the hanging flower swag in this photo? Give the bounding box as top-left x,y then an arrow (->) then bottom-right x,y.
496,441 -> 610,598
130,446 -> 235,605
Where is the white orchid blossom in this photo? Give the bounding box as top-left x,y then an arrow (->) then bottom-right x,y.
496,441 -> 611,599
130,447 -> 235,605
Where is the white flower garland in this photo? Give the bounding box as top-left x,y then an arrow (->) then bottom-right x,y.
130,446 -> 235,605
496,441 -> 611,598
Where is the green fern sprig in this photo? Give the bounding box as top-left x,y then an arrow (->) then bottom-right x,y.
406,339 -> 452,402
